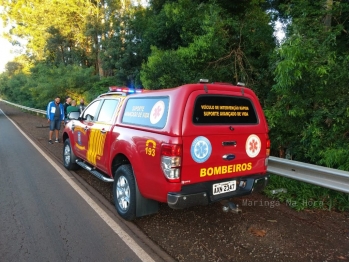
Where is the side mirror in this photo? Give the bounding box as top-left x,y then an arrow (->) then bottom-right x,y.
85,114 -> 94,121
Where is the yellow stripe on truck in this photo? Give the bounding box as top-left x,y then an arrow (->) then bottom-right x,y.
87,129 -> 107,165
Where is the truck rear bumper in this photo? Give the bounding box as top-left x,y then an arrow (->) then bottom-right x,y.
167,174 -> 269,209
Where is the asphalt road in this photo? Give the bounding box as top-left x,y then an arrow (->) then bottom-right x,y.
0,110 -> 168,262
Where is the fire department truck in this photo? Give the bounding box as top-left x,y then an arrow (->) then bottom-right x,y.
62,80 -> 270,221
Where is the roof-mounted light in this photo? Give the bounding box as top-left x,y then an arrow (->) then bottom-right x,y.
199,79 -> 209,83
108,86 -> 143,94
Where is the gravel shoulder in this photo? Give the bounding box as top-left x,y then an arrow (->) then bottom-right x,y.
1,101 -> 348,262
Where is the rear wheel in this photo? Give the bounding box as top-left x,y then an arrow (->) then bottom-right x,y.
113,165 -> 136,221
63,139 -> 78,170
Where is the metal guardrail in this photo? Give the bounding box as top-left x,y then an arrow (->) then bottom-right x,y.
268,156 -> 349,194
1,99 -> 349,194
0,99 -> 46,116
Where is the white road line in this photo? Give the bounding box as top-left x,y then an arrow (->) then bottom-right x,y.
1,109 -> 155,262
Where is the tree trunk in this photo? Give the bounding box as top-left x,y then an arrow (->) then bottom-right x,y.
323,0 -> 333,30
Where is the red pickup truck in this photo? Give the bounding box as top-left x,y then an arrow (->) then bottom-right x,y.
62,81 -> 270,220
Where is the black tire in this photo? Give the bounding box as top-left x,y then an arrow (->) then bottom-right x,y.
63,139 -> 78,170
113,165 -> 136,221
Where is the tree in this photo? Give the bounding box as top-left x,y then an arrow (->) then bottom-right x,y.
1,0 -> 93,61
141,0 -> 276,95
266,0 -> 349,169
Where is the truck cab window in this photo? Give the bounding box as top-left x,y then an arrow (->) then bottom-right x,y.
97,99 -> 119,123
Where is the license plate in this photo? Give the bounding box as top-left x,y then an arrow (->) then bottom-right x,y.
212,180 -> 236,195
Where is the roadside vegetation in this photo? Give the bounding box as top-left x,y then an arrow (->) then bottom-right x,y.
265,175 -> 349,211
0,0 -> 348,211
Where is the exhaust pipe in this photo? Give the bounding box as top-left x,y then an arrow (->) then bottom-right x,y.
222,201 -> 242,214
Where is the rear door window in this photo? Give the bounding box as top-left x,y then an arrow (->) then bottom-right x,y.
122,97 -> 169,129
192,95 -> 258,124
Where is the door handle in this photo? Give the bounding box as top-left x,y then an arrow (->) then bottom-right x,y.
101,129 -> 107,134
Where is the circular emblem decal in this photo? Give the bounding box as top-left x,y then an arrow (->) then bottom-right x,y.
191,136 -> 212,163
246,134 -> 261,158
150,100 -> 165,124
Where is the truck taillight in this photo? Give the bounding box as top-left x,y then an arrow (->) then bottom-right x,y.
161,144 -> 182,183
266,139 -> 270,157
265,138 -> 271,167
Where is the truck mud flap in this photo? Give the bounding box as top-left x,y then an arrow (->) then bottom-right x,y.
135,182 -> 159,217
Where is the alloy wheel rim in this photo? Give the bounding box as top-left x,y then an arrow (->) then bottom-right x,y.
116,175 -> 130,211
64,145 -> 71,165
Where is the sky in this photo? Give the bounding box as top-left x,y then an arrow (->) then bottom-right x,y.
274,20 -> 286,43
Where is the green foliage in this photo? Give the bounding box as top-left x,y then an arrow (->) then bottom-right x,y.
318,148 -> 349,171
0,0 -> 93,61
0,62 -> 121,109
265,175 -> 349,211
266,1 -> 349,207
267,1 -> 349,166
85,77 -> 119,102
0,73 -> 34,107
141,47 -> 187,89
1,0 -> 276,93
27,63 -> 97,109
141,0 -> 276,91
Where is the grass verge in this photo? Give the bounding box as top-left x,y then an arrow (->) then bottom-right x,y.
264,174 -> 349,211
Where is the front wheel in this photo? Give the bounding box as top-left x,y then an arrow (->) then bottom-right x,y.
113,165 -> 136,221
63,139 -> 78,170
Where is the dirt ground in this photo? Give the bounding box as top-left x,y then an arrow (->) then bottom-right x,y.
1,101 -> 348,262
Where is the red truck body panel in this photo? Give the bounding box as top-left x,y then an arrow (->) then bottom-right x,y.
63,82 -> 270,213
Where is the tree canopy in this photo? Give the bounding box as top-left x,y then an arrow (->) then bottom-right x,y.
266,0 -> 349,169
